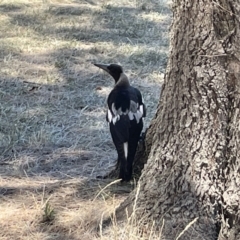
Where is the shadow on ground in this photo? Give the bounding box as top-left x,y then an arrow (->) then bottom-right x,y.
0,0 -> 170,180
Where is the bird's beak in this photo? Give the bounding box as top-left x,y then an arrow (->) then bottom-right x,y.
93,63 -> 110,73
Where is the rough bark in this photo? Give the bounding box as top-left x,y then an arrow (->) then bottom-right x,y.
112,0 -> 240,239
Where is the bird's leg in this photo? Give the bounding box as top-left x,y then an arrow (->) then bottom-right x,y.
119,157 -> 127,181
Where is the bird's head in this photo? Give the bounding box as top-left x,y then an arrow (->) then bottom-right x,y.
93,63 -> 123,83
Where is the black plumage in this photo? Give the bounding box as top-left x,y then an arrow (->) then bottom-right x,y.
93,63 -> 146,181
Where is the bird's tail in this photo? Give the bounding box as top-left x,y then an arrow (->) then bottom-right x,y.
125,136 -> 139,181
115,142 -> 129,181
125,120 -> 143,181
118,137 -> 139,182
109,116 -> 142,181
109,116 -> 129,180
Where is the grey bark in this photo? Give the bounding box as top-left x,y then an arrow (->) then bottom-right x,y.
112,0 -> 240,239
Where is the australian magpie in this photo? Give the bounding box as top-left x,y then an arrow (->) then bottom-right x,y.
93,63 -> 146,181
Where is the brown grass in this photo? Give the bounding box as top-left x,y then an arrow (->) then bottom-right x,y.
0,0 -> 171,239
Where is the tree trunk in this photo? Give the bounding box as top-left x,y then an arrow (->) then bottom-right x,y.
114,1 -> 240,239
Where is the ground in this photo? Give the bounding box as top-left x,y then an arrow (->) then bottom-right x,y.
0,0 -> 171,239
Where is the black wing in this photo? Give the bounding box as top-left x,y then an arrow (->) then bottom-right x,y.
106,87 -> 146,125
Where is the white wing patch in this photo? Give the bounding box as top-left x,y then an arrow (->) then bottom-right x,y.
108,102 -> 144,125
112,115 -> 120,125
111,103 -> 117,115
110,103 -> 130,125
107,109 -> 113,123
129,100 -> 138,112
128,111 -> 134,120
134,110 -> 143,123
128,101 -> 144,123
139,105 -> 144,115
110,103 -> 119,125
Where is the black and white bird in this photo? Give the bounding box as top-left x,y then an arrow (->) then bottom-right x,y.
93,63 -> 146,181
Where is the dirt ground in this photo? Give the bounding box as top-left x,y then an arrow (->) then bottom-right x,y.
0,0 -> 171,239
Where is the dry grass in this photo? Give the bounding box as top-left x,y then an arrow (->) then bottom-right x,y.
0,0 -> 171,239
